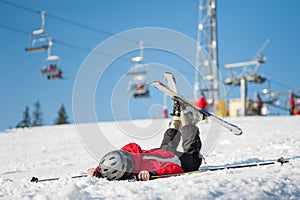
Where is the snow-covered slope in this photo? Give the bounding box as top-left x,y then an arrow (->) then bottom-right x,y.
0,116 -> 299,199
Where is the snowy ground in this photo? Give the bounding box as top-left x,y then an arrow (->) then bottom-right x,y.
0,116 -> 299,199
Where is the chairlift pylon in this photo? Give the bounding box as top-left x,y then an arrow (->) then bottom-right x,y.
25,11 -> 51,53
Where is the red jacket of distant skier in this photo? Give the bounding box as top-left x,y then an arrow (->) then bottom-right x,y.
290,96 -> 295,107
197,97 -> 207,109
95,143 -> 184,176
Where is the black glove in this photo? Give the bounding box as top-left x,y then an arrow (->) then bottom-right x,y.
93,170 -> 102,178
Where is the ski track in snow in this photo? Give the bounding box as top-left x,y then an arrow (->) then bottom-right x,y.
0,116 -> 299,199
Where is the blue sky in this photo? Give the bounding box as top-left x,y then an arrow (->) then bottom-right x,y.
0,0 -> 299,131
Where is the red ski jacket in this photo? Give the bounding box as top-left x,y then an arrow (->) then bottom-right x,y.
290,96 -> 295,107
197,97 -> 207,109
95,142 -> 184,176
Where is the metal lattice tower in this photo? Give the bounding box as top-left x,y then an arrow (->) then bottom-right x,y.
194,0 -> 219,105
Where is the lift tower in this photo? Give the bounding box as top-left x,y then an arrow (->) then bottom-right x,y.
194,0 -> 219,107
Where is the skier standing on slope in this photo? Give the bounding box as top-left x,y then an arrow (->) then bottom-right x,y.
87,100 -> 202,181
197,92 -> 208,110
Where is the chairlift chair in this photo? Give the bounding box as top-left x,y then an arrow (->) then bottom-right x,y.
41,55 -> 63,80
126,41 -> 149,97
128,75 -> 149,98
25,34 -> 50,52
127,69 -> 149,97
25,11 -> 50,53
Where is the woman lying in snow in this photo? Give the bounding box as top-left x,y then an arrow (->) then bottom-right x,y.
87,101 -> 202,181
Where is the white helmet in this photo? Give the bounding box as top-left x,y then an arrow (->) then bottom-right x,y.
99,150 -> 135,180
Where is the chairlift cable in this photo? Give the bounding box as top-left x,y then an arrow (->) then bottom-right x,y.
2,22 -> 291,91
0,22 -> 198,78
0,1 -> 213,79
269,79 -> 294,91
53,39 -> 129,62
0,23 -> 28,35
0,0 -> 39,14
0,1 -> 198,65
0,0 -> 137,44
0,23 -> 129,62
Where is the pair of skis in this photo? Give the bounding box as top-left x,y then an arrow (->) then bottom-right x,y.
151,72 -> 243,136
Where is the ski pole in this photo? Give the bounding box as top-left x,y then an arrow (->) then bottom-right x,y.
205,157 -> 288,171
150,157 -> 289,179
31,174 -> 88,183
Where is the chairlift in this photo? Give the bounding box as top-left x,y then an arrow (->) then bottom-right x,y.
41,55 -> 63,80
40,42 -> 63,80
127,66 -> 149,97
128,77 -> 149,98
126,41 -> 149,98
25,11 -> 50,53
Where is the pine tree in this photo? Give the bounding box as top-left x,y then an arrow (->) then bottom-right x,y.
55,104 -> 69,125
16,105 -> 31,128
32,101 -> 43,126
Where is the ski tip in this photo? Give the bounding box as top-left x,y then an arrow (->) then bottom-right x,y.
164,72 -> 173,76
229,124 -> 243,135
164,72 -> 175,78
150,81 -> 159,85
150,81 -> 164,87
233,129 -> 243,135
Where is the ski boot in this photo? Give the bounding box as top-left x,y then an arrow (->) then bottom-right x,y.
180,100 -> 208,126
169,99 -> 181,130
180,104 -> 205,126
170,99 -> 181,117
